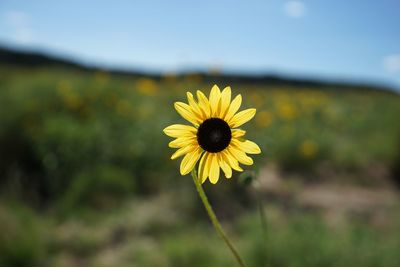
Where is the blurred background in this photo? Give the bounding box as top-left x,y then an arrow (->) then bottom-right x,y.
1,1 -> 400,267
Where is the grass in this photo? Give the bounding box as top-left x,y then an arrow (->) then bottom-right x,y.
1,197 -> 399,267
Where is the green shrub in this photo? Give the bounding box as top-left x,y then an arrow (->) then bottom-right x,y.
0,204 -> 45,267
59,165 -> 135,214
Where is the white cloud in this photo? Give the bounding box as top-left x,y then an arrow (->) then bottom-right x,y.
3,10 -> 33,43
383,54 -> 400,74
4,10 -> 29,27
284,1 -> 306,18
14,28 -> 33,43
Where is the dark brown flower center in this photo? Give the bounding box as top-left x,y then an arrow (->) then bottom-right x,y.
197,118 -> 231,153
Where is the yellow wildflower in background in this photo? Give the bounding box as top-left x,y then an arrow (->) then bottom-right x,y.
94,70 -> 109,85
256,111 -> 273,128
57,80 -> 72,95
116,99 -> 132,116
277,102 -> 297,120
299,140 -> 318,158
136,78 -> 158,96
57,80 -> 82,110
163,85 -> 261,184
250,92 -> 264,108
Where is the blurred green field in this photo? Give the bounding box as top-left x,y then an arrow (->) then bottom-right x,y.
1,65 -> 400,267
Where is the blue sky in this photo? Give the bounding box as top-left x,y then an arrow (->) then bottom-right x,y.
0,0 -> 399,88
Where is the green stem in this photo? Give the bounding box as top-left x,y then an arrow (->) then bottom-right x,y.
191,170 -> 247,267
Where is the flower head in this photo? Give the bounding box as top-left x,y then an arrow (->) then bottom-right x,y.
163,85 -> 261,184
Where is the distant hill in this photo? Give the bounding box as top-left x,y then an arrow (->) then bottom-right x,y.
0,45 -> 396,93
0,46 -> 84,69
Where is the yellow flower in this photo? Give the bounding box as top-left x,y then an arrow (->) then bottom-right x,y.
94,70 -> 109,85
299,140 -> 318,158
57,80 -> 82,110
163,85 -> 261,184
256,111 -> 273,128
116,99 -> 132,116
136,78 -> 158,96
277,101 -> 297,120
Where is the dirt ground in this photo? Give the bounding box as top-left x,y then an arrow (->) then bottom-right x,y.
257,164 -> 400,227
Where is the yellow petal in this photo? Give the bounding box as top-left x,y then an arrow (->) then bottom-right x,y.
198,152 -> 209,183
222,150 -> 243,172
224,94 -> 242,122
197,90 -> 211,118
180,148 -> 202,175
163,124 -> 197,138
171,145 -> 197,160
187,92 -> 204,119
209,153 -> 220,184
219,86 -> 231,118
209,85 -> 221,117
202,152 -> 214,183
228,146 -> 254,165
169,137 -> 197,148
218,153 -> 232,178
174,102 -> 200,126
234,139 -> 261,154
232,129 -> 246,138
229,108 -> 256,128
